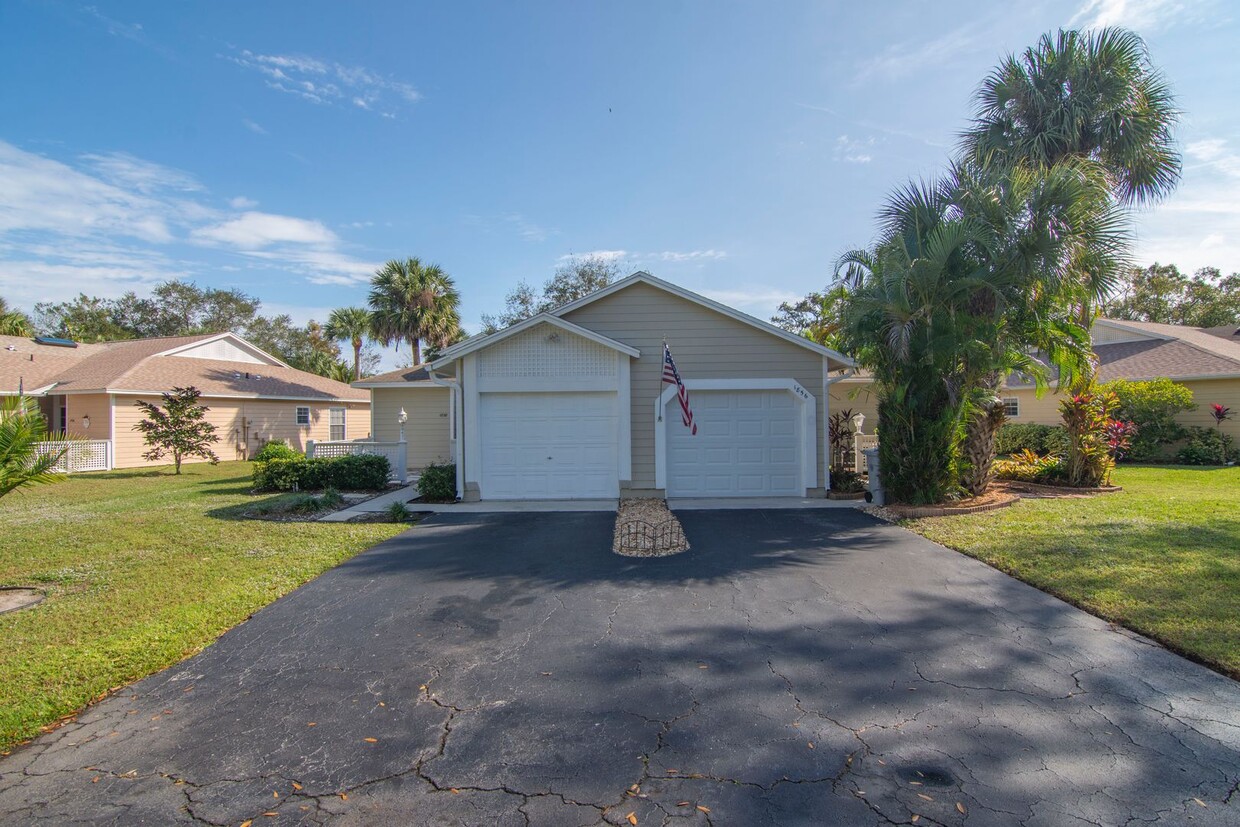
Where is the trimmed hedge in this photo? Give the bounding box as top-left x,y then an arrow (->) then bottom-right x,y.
252,453 -> 391,492
252,440 -> 300,462
417,461 -> 457,502
994,423 -> 1069,457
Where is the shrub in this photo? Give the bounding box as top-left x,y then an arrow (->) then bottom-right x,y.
1060,390 -> 1123,487
386,501 -> 414,522
326,454 -> 391,491
993,449 -> 1064,484
253,440 -> 300,462
252,454 -> 390,492
995,423 -> 1069,457
417,461 -> 457,502
1101,378 -> 1195,461
830,469 -> 865,493
1176,427 -> 1240,466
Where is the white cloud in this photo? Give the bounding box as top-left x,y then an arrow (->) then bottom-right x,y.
699,288 -> 801,319
504,213 -> 556,242
558,250 -> 629,262
191,212 -> 339,250
1070,0 -> 1216,31
854,23 -> 984,82
242,119 -> 269,135
1132,135 -> 1240,274
225,49 -> 420,116
81,151 -> 203,194
834,135 -> 874,164
651,250 -> 729,262
0,140 -> 380,302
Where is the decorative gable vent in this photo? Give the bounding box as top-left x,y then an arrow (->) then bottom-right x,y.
477,322 -> 617,380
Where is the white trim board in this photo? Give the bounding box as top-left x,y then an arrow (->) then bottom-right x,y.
653,378 -> 818,493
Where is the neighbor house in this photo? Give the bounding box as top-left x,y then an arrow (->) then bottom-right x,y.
1,332 -> 370,469
361,272 -> 855,500
829,317 -> 1240,443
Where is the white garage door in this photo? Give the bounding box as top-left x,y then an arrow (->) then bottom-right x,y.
666,390 -> 802,497
479,392 -> 619,500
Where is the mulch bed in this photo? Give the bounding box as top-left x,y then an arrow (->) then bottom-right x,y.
996,480 -> 1123,498
613,499 -> 690,557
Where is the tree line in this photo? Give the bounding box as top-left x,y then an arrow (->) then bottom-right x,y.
0,253 -> 623,382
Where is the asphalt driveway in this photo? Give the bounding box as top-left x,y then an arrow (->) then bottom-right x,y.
1,509 -> 1238,825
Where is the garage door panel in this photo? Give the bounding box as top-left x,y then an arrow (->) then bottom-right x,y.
480,392 -> 618,500
666,389 -> 804,498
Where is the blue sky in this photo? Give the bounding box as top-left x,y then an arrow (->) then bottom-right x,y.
1,0 -> 1237,367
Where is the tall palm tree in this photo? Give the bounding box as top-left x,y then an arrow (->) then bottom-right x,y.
0,298 -> 33,337
368,258 -> 462,365
962,27 -> 1181,207
325,306 -> 372,381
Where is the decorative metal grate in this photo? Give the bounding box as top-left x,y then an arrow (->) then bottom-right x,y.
613,518 -> 689,556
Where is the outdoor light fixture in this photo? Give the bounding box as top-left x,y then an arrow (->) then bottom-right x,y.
81,415 -> 90,430
397,408 -> 408,425
851,412 -> 865,433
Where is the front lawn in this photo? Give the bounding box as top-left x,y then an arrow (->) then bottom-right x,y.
0,462 -> 405,752
906,465 -> 1240,678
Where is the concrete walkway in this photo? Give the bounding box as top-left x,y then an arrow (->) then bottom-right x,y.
316,483 -> 420,522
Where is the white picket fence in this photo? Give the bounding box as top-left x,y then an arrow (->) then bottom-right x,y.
34,439 -> 113,473
306,440 -> 408,484
854,434 -> 879,475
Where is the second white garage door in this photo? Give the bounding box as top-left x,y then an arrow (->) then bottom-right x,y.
666,389 -> 802,497
479,391 -> 619,499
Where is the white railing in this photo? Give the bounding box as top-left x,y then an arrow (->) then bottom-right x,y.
306,440 -> 408,484
854,434 -> 879,475
35,439 -> 113,473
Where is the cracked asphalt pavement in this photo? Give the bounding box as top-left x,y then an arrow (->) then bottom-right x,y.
1,509 -> 1238,825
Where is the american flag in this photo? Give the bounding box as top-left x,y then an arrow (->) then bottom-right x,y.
662,342 -> 697,435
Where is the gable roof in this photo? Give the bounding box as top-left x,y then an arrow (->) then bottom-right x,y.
1092,319 -> 1240,380
551,272 -> 855,368
353,364 -> 437,387
429,312 -> 641,369
2,332 -> 365,401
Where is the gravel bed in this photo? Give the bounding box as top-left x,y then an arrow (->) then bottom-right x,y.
612,498 -> 690,557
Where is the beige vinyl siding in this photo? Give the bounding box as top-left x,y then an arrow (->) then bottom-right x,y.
562,281 -> 829,493
370,386 -> 452,470
1178,379 -> 1240,441
111,395 -> 369,468
65,393 -> 112,440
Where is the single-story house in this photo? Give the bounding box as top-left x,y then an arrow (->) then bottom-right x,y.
360,272 -> 855,500
2,332 -> 370,469
830,317 -> 1240,443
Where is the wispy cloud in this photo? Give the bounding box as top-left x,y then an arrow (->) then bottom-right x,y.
834,134 -> 875,164
504,213 -> 557,242
853,23 -> 984,83
1070,0 -> 1217,31
1133,134 -> 1240,274
0,140 -> 379,305
242,118 -> 269,135
558,249 -> 728,265
795,103 -> 951,150
224,49 -> 420,117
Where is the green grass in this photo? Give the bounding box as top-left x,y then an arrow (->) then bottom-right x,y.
906,465 -> 1240,678
0,462 -> 404,751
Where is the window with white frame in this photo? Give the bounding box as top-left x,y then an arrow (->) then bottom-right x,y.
329,407 -> 346,441
1002,397 -> 1020,418
295,406 -> 310,425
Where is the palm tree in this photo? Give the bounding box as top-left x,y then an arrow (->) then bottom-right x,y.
0,298 -> 32,337
368,258 -> 462,365
325,306 -> 372,381
962,27 -> 1181,207
0,396 -> 65,499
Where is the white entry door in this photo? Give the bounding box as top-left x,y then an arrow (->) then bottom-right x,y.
479,392 -> 619,499
666,389 -> 802,497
